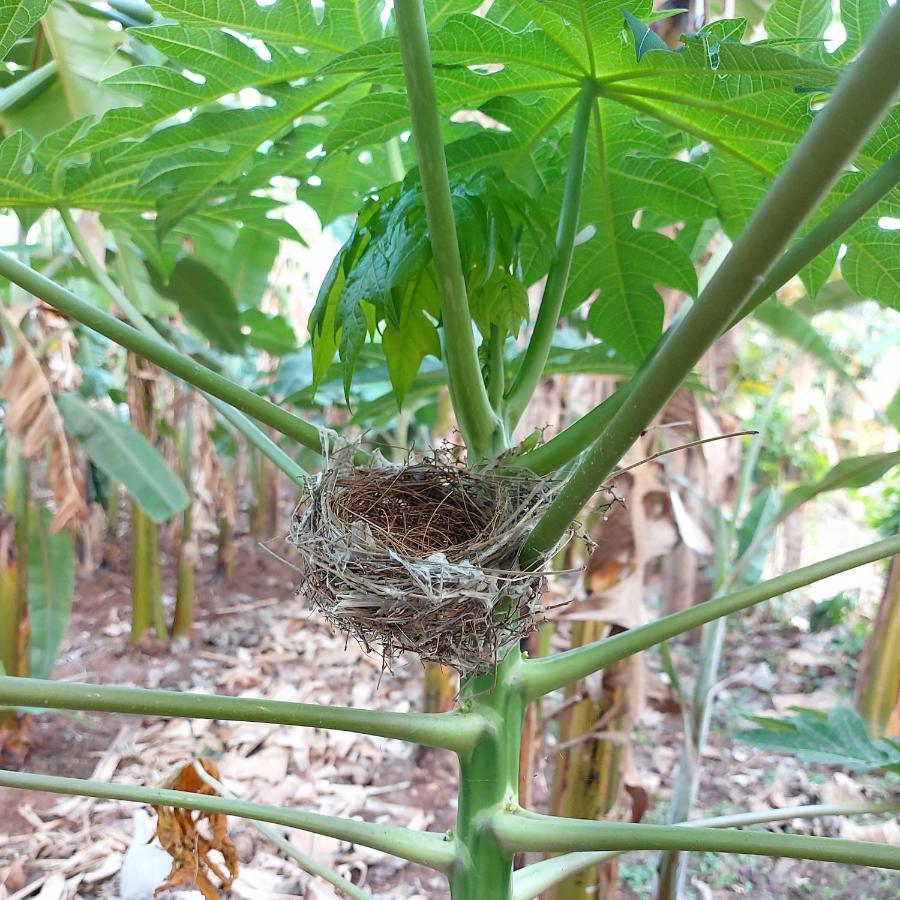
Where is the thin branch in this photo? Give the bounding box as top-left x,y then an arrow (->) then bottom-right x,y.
0,770 -> 455,874
192,762 -> 373,900
0,249 -> 329,456
512,800 -> 900,899
516,534 -> 900,700
605,430 -> 758,479
394,0 -> 499,459
493,810 -> 900,869
58,211 -> 308,480
0,676 -> 486,754
504,79 -> 596,428
522,5 -> 900,560
510,153 -> 899,479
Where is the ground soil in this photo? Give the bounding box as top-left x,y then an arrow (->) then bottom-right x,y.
0,527 -> 897,899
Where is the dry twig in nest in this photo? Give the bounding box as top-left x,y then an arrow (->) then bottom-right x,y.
288,456 -> 564,675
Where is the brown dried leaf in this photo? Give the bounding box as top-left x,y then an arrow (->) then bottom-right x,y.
153,758 -> 239,900
840,819 -> 900,845
0,342 -> 86,531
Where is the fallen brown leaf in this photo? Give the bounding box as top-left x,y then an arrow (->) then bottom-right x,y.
152,758 -> 239,900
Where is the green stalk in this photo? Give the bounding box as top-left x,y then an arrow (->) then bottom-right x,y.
487,324 -> 505,413
512,800 -> 900,899
0,61 -> 57,113
147,513 -> 165,638
518,534 -> 900,701
59,213 -> 308,480
0,249 -> 325,459
504,79 -> 596,428
0,770 -> 455,873
451,651 -> 525,899
171,393 -> 194,639
492,811 -> 900,869
0,675 -> 485,753
394,0 -> 500,459
511,388 -> 629,475
726,151 -> 900,330
523,7 -> 900,559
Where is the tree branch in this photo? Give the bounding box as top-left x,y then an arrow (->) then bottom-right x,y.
0,249 -> 329,456
58,210 -> 307,480
726,151 -> 900,330
0,770 -> 455,873
394,0 -> 500,458
512,800 -> 900,899
517,534 -> 900,700
493,810 -> 900,868
504,79 -> 596,428
0,676 -> 485,754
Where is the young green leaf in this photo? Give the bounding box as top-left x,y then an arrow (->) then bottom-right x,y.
383,312 -> 441,407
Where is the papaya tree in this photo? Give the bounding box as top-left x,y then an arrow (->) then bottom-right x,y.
0,0 -> 899,897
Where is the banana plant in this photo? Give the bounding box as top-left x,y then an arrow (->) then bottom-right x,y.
1,1 -> 900,898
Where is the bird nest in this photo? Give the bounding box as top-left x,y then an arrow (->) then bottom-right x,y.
288,457 -> 559,675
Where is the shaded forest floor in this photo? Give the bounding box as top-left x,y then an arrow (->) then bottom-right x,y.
0,532 -> 897,899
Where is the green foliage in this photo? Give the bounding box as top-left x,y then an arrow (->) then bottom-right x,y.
808,591 -> 856,632
1,0 -> 893,392
26,503 -> 74,680
148,258 -> 246,355
309,170 -> 547,402
778,451 -> 900,520
738,706 -> 900,774
0,1 -> 54,65
55,392 -> 189,522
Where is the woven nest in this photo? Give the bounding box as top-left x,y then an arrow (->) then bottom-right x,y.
288,457 -> 559,675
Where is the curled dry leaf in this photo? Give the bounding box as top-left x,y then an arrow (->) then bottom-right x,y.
840,819 -> 900,845
0,342 -> 86,531
152,757 -> 239,900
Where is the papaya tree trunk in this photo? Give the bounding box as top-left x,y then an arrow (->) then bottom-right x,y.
129,501 -> 150,644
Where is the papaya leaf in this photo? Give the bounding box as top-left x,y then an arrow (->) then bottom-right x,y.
148,258 -> 246,355
737,706 -> 900,774
0,1 -> 54,63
